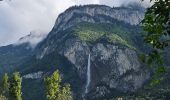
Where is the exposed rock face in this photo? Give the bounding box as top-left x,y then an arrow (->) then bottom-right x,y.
90,43 -> 149,92
57,39 -> 150,93
23,71 -> 43,79
54,5 -> 144,32
37,5 -> 145,59
34,5 -> 148,99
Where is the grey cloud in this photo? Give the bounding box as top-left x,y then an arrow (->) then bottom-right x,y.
98,0 -> 151,7
0,0 -> 151,46
14,31 -> 48,48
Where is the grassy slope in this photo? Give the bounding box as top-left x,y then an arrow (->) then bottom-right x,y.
73,22 -> 140,50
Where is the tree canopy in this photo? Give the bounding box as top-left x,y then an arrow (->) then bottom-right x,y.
9,72 -> 22,100
1,73 -> 9,95
44,70 -> 73,100
141,0 -> 170,85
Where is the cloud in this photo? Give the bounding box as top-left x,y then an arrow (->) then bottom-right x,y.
0,0 -> 151,46
14,30 -> 48,48
98,0 -> 151,7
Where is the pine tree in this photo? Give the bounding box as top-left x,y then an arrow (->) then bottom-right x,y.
44,70 -> 73,100
9,72 -> 22,100
1,73 -> 9,95
58,84 -> 73,100
44,70 -> 61,100
0,73 -> 9,100
0,95 -> 7,100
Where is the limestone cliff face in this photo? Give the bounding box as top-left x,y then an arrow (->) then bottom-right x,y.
90,43 -> 149,92
34,5 -> 149,99
53,5 -> 144,32
37,5 -> 145,59
53,37 -> 150,96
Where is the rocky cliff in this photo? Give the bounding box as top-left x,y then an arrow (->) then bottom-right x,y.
32,5 -> 149,100
37,5 -> 145,59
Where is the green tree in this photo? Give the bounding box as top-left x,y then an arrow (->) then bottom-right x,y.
141,0 -> 170,85
58,84 -> 73,100
9,72 -> 22,100
44,70 -> 73,100
0,95 -> 7,100
1,73 -> 9,97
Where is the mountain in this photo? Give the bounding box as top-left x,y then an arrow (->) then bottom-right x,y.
36,5 -> 145,58
0,43 -> 32,76
0,5 -> 169,100
0,31 -> 46,76
23,5 -> 149,100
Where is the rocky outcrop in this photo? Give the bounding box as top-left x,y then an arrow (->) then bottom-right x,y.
90,43 -> 149,92
23,71 -> 43,79
53,5 -> 144,32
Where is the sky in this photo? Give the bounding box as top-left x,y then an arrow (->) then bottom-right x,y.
0,0 -> 151,46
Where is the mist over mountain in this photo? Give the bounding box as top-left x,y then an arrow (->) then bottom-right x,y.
14,31 -> 47,48
0,0 -> 151,46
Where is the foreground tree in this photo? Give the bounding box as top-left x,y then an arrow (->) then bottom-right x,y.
141,0 -> 170,85
44,70 -> 73,100
58,84 -> 73,100
0,73 -> 9,100
0,95 -> 7,100
9,72 -> 22,100
1,73 -> 9,97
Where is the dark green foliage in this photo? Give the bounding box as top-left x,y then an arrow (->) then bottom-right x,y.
22,79 -> 45,100
44,70 -> 73,100
0,73 -> 9,100
142,0 -> 170,85
0,44 -> 33,76
9,72 -> 22,100
0,73 -> 9,97
19,51 -> 81,100
44,70 -> 61,100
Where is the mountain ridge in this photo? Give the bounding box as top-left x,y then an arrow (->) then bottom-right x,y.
36,5 -> 145,59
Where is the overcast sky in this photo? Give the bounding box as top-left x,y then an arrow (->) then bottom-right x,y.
0,0 -> 151,46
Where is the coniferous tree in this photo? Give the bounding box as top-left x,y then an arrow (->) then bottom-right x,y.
1,73 -> 9,95
9,72 -> 22,100
0,95 -> 7,100
0,73 -> 9,100
44,70 -> 73,100
58,84 -> 73,100
44,70 -> 61,100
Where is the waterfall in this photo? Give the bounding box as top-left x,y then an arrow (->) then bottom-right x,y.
85,54 -> 91,94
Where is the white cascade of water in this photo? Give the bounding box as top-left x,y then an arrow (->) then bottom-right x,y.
85,54 -> 91,94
